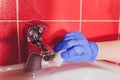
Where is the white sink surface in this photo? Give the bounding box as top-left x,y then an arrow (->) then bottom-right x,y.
0,61 -> 120,80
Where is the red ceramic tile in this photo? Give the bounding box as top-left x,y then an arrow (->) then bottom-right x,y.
81,22 -> 118,42
19,0 -> 80,20
0,0 -> 16,20
19,21 -> 80,62
19,22 -> 28,62
82,0 -> 120,20
118,25 -> 120,40
42,22 -> 80,46
0,22 -> 19,66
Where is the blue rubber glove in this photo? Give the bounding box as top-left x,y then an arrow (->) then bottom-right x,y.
54,31 -> 98,63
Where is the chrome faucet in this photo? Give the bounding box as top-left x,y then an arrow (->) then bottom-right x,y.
25,52 -> 42,73
24,22 -> 55,73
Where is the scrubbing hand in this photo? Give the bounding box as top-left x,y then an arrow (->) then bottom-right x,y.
54,31 -> 98,63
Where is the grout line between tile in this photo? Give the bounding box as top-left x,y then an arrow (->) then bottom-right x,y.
0,20 -> 17,22
79,0 -> 82,32
19,20 -> 81,22
0,20 -> 119,22
16,0 -> 21,63
82,20 -> 120,22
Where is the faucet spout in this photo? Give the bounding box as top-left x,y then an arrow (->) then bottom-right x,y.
24,52 -> 55,73
25,52 -> 42,73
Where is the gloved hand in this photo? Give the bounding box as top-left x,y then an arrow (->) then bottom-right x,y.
54,31 -> 98,63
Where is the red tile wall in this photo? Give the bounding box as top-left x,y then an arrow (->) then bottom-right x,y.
81,22 -> 119,41
0,0 -> 119,66
19,0 -> 80,20
0,0 -> 16,20
0,22 -> 19,66
82,0 -> 120,20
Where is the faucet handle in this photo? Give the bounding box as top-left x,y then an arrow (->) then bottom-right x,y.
27,24 -> 47,42
26,21 -> 50,52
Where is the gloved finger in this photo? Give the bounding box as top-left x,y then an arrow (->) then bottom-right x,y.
54,39 -> 88,52
64,31 -> 82,38
64,44 -> 97,63
62,35 -> 82,41
62,31 -> 86,41
61,45 -> 85,58
63,55 -> 90,63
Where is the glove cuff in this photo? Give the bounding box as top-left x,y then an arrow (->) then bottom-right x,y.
89,42 -> 98,62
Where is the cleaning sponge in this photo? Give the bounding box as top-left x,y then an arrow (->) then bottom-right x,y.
48,50 -> 64,66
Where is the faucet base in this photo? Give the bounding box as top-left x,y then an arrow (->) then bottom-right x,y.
25,52 -> 42,73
